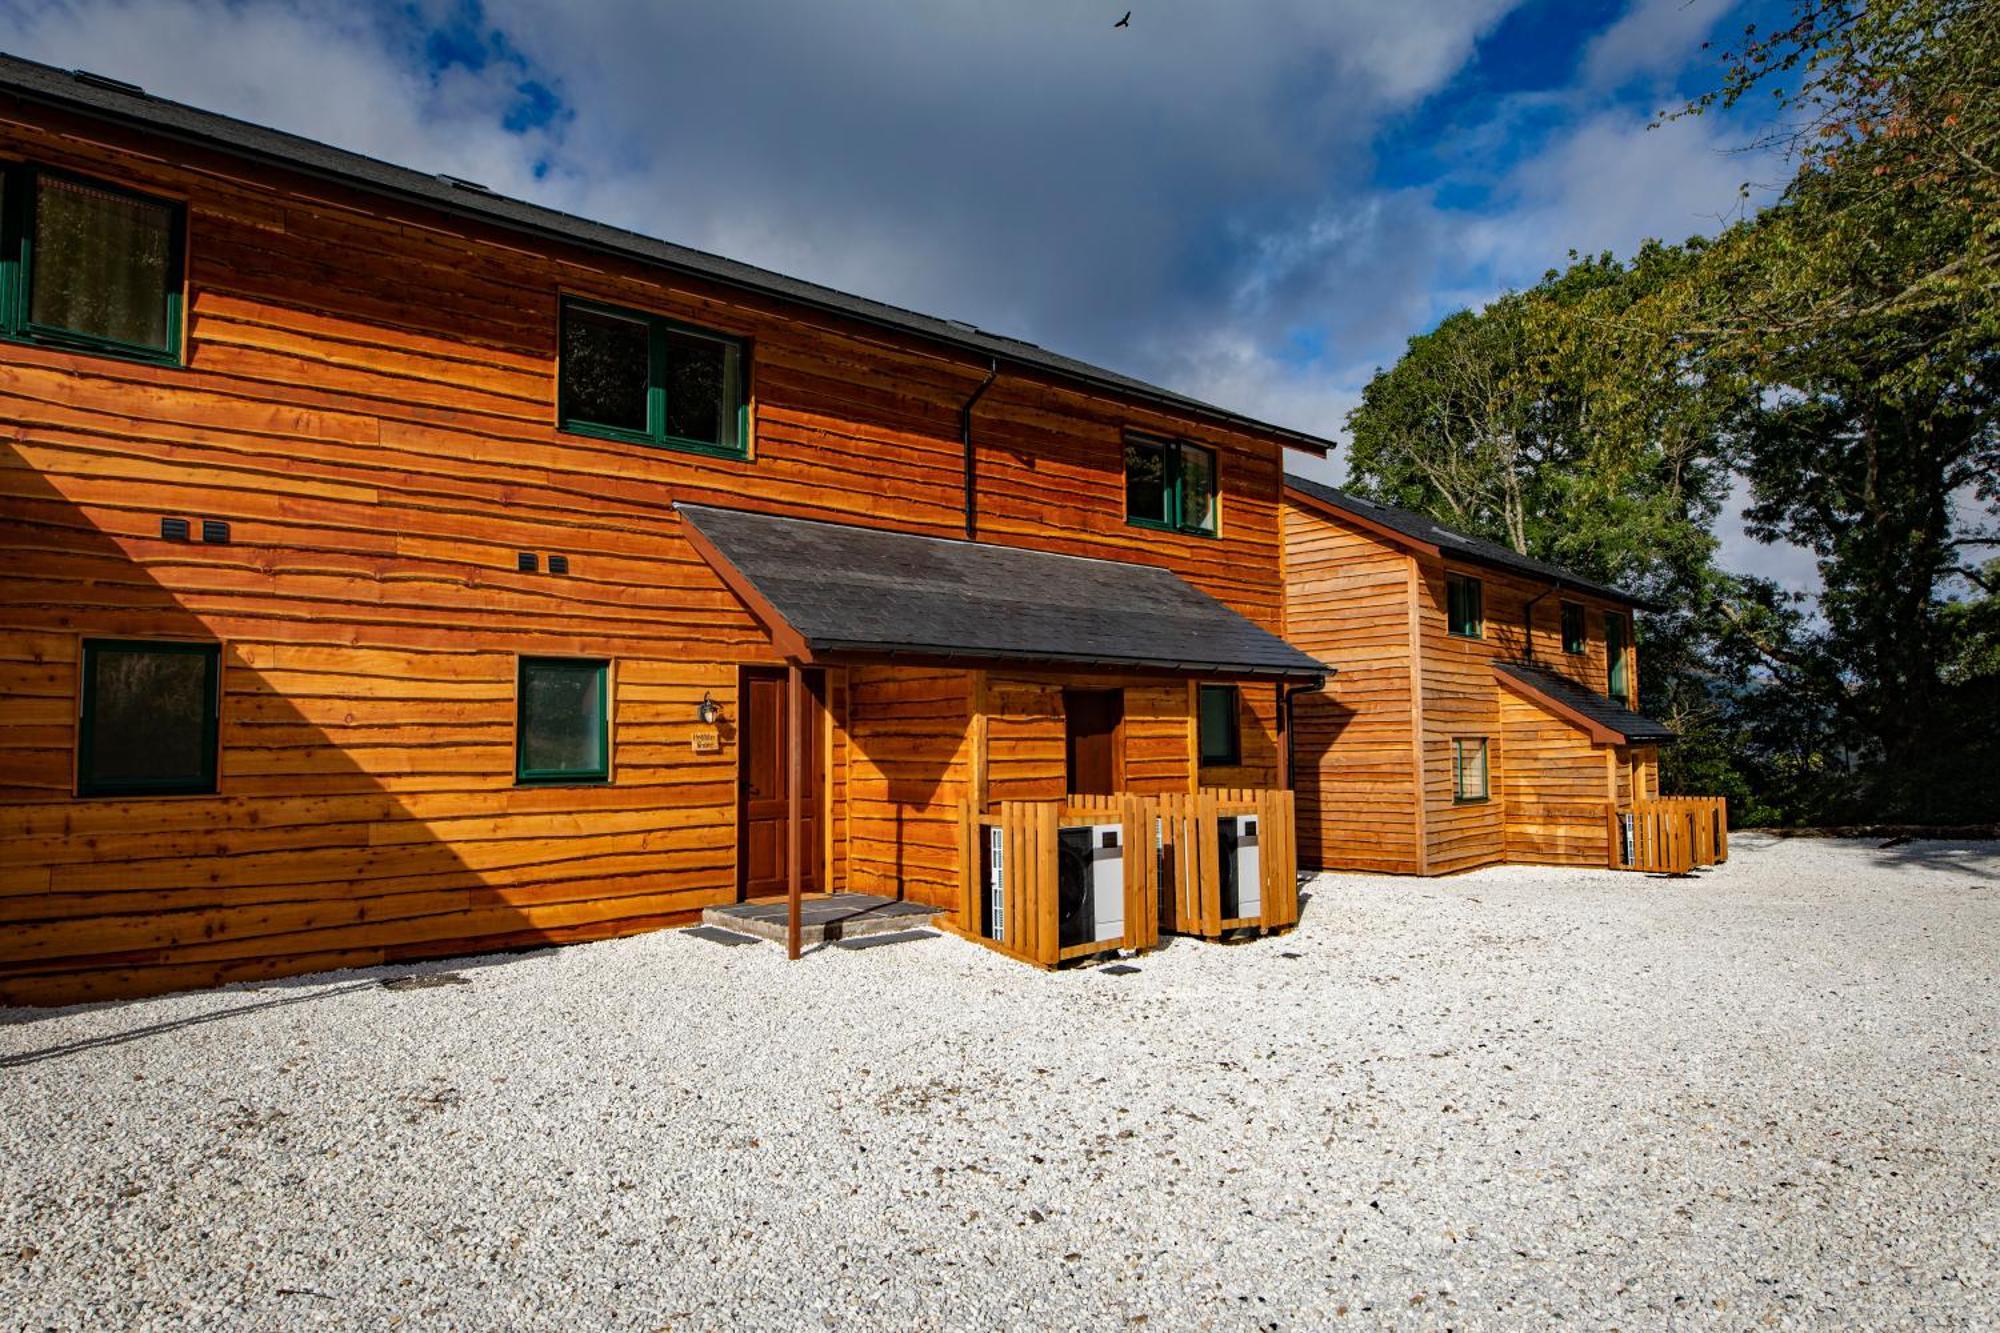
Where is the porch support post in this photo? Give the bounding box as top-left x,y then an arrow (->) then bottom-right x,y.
787,658 -> 804,961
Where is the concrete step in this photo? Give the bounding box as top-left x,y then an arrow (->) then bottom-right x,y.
700,893 -> 943,947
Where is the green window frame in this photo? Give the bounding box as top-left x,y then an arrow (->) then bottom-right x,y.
516,657 -> 611,785
1197,684 -> 1241,767
1123,434 -> 1218,537
78,639 -> 220,797
558,296 -> 749,459
0,164 -> 185,366
1446,574 -> 1484,638
1452,737 -> 1489,804
1605,612 -> 1630,702
1560,601 -> 1586,655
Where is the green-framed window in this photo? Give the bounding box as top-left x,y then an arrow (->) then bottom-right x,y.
1124,435 -> 1217,536
516,657 -> 610,784
1197,684 -> 1241,767
0,165 -> 185,366
1560,601 -> 1586,655
1446,574 -> 1483,638
78,640 -> 219,796
1605,612 -> 1630,702
1452,737 -> 1489,803
559,297 -> 748,459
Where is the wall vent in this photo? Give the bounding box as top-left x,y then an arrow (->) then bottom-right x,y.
201,519 -> 231,544
517,551 -> 538,573
547,554 -> 570,575
160,517 -> 189,541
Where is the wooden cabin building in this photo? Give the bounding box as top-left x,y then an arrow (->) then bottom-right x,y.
1282,477 -> 1678,876
0,59 -> 1329,1004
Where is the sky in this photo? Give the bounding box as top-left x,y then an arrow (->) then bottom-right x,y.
0,0 -> 1815,588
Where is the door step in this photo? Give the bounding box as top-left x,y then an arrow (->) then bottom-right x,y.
700,893 -> 943,947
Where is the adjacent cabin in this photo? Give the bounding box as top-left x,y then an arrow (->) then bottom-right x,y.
0,59 -> 1326,1003
1282,477 -> 1696,876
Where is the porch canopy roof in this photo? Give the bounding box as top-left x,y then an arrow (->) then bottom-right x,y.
677,503 -> 1329,682
1494,660 -> 1677,745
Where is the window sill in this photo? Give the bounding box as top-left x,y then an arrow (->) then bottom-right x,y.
6,327 -> 181,369
78,783 -> 217,799
515,774 -> 611,787
1452,795 -> 1490,805
1124,517 -> 1219,539
1448,630 -> 1484,640
561,419 -> 749,461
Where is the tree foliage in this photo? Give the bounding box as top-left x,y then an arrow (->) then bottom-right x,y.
1343,0 -> 1999,826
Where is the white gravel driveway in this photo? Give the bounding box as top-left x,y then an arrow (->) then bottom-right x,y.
4,835 -> 1996,1330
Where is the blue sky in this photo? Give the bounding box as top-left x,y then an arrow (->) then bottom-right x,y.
0,0 -> 1810,583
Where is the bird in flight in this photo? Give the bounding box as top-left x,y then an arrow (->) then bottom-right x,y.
1114,11 -> 1131,27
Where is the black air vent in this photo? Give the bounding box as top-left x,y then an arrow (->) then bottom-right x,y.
160,517 -> 189,541
517,551 -> 538,573
201,520 -> 231,544
71,69 -> 146,97
547,554 -> 569,575
436,174 -> 491,193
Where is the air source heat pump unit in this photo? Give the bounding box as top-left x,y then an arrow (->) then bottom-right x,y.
982,826 -> 1006,942
1216,815 -> 1262,921
1057,824 -> 1125,950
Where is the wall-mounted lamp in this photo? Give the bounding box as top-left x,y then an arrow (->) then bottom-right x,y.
696,692 -> 723,726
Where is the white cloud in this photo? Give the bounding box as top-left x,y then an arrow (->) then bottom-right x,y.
1457,104 -> 1770,284
1583,0 -> 1736,89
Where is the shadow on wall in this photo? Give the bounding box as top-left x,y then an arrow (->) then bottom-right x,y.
0,437 -> 532,1007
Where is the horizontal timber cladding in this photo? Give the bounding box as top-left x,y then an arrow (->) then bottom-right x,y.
1416,552 -> 1640,874
1281,497 -> 1647,877
842,666 -> 973,912
1281,502 -> 1422,873
0,99 -> 1301,1000
1498,687 -> 1612,867
980,670 -> 1196,806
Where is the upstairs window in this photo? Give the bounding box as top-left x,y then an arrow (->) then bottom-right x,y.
0,166 -> 184,364
517,657 -> 611,784
1561,601 -> 1587,655
1124,435 -> 1217,536
559,297 -> 747,458
1453,738 -> 1489,803
1605,612 -> 1631,702
79,640 -> 219,796
1197,684 -> 1240,766
1446,574 -> 1483,638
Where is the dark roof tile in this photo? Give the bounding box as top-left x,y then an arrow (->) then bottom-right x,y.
678,505 -> 1328,680
1286,476 -> 1655,608
1494,660 -> 1676,745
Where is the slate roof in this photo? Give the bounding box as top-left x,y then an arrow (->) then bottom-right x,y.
1286,476 -> 1655,608
677,504 -> 1329,680
0,55 -> 1332,456
1494,661 -> 1677,745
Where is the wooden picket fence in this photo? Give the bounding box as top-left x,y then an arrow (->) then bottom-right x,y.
956,788 -> 1299,968
1608,796 -> 1729,873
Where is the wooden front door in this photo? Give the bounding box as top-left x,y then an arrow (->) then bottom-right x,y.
1064,688 -> 1124,795
740,668 -> 824,899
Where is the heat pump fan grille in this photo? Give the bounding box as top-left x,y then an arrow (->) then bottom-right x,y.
1057,829 -> 1095,949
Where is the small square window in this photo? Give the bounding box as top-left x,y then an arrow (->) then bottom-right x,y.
1561,601 -> 1586,655
559,298 -> 748,458
517,657 -> 610,784
1198,684 -> 1240,767
1453,738 -> 1489,803
1447,574 -> 1483,638
1124,434 -> 1219,536
79,640 -> 219,796
1,167 -> 184,364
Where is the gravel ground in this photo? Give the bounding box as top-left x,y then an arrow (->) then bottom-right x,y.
4,834 -> 1997,1331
